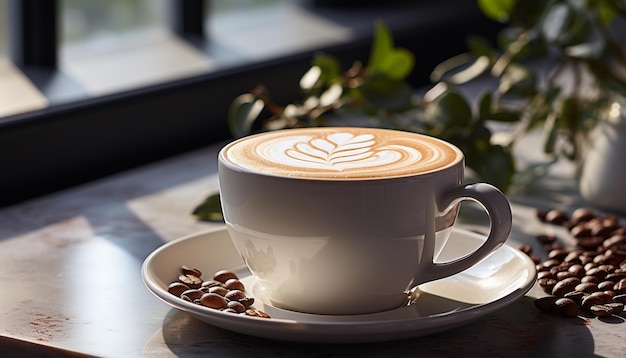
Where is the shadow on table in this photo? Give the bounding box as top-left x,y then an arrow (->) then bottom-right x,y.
146,296 -> 598,357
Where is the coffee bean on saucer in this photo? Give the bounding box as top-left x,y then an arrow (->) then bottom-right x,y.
169,282 -> 190,296
179,274 -> 202,289
200,293 -> 228,309
224,278 -> 245,291
167,266 -> 271,318
181,289 -> 204,301
181,265 -> 203,277
213,270 -> 238,283
226,301 -> 247,313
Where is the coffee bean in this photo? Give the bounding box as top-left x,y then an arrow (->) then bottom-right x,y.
552,277 -> 581,297
213,270 -> 238,283
167,266 -> 271,318
614,279 -> 626,294
225,289 -> 247,301
568,264 -> 586,278
571,208 -> 596,225
536,234 -> 557,244
554,298 -> 579,317
227,301 -> 246,313
538,278 -> 558,294
604,302 -> 624,314
570,225 -> 592,238
590,304 -> 614,317
597,281 -> 616,291
564,291 -> 585,305
535,296 -> 559,311
239,297 -> 255,308
538,271 -> 555,280
545,210 -> 569,225
548,248 -> 569,261
224,278 -> 245,291
168,282 -> 190,297
581,276 -> 599,284
606,272 -> 626,281
201,280 -> 224,289
178,274 -> 203,289
208,286 -> 229,296
181,265 -> 202,278
575,282 -> 598,294
542,259 -> 562,269
586,267 -> 609,280
200,293 -> 228,309
564,251 -> 584,264
613,294 -> 626,303
603,235 -> 626,249
181,289 -> 204,301
576,237 -> 605,250
581,292 -> 612,310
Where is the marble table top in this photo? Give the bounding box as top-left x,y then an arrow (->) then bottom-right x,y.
1,140 -> 625,357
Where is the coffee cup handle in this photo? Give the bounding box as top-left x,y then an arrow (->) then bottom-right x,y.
417,183 -> 512,283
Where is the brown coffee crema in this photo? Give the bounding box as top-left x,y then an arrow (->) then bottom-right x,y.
222,127 -> 463,179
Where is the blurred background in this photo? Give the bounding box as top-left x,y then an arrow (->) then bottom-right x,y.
0,0 -> 501,206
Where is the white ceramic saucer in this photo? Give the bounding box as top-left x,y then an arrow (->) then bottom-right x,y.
142,226 -> 536,343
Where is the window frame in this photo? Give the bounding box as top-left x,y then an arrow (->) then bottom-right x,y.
0,0 -> 502,207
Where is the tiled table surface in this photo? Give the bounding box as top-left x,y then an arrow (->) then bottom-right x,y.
1,140 -> 625,357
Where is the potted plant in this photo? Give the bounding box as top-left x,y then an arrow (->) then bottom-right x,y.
193,0 -> 626,220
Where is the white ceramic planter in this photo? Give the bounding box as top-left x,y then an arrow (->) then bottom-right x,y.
579,97 -> 626,213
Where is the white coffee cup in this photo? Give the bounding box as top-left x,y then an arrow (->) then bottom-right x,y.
218,127 -> 511,315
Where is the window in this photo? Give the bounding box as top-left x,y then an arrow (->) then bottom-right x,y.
0,0 -> 501,207
0,0 -> 6,60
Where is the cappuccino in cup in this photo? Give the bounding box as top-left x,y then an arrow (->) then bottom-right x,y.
219,127 -> 511,315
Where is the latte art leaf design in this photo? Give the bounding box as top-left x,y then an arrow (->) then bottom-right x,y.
255,132 -> 424,172
226,128 -> 461,178
287,134 -> 376,168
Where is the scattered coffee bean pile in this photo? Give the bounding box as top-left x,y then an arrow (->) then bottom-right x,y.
526,208 -> 626,318
168,265 -> 270,318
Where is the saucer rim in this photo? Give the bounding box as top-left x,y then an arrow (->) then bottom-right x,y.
141,226 -> 536,343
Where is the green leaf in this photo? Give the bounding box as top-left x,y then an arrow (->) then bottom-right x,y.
424,89 -> 473,128
477,0 -> 517,22
367,21 -> 415,80
228,93 -> 265,138
477,91 -> 492,121
192,193 -> 224,222
488,110 -> 521,122
360,73 -> 413,111
368,21 -> 393,72
476,145 -> 515,192
431,53 -> 490,84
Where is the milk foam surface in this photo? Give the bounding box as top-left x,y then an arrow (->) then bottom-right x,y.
222,128 -> 462,179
